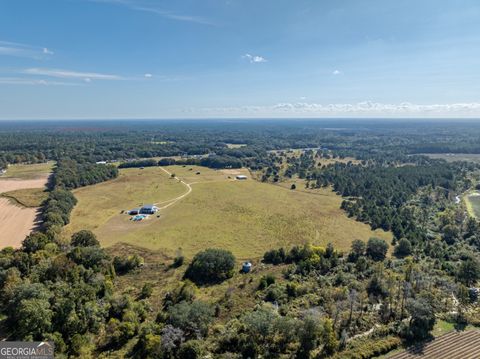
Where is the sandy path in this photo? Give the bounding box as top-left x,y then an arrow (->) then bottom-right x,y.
0,174 -> 49,248
156,167 -> 192,209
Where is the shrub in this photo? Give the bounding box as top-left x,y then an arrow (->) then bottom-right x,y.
22,232 -> 50,253
113,255 -> 144,274
332,336 -> 401,359
366,238 -> 389,261
71,230 -> 99,247
173,255 -> 185,268
258,274 -> 276,290
166,301 -> 214,338
140,282 -> 154,299
178,340 -> 204,359
184,248 -> 235,285
394,238 -> 412,258
263,248 -> 286,264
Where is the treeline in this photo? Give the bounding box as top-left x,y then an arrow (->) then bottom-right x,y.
51,159 -> 118,190
118,159 -> 158,169
121,155 -> 243,170
312,162 -> 466,241
42,159 -> 118,237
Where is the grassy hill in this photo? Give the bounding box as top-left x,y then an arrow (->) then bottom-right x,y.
65,165 -> 391,259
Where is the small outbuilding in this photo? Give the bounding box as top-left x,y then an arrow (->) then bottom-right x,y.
128,208 -> 141,215
236,175 -> 248,180
242,261 -> 252,273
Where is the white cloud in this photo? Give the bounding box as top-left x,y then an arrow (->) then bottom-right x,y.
243,53 -> 267,63
0,77 -> 81,86
144,73 -> 153,78
89,0 -> 214,25
0,41 -> 54,59
194,101 -> 480,118
332,70 -> 342,75
23,68 -> 122,80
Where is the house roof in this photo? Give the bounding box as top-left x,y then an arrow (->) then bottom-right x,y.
141,204 -> 157,209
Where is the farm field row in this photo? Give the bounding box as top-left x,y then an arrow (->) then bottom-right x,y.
387,329 -> 480,359
65,165 -> 391,259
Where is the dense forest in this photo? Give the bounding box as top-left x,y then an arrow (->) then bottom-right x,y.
1,119 -> 480,358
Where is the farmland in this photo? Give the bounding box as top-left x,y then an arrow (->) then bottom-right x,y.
65,165 -> 391,259
421,153 -> 480,163
1,188 -> 49,207
0,163 -> 52,247
0,162 -> 54,179
387,329 -> 480,359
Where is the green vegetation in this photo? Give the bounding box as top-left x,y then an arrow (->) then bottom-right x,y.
184,248 -> 236,285
2,120 -> 480,358
1,188 -> 49,207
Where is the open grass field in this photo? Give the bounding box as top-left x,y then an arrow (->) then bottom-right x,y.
421,153 -> 480,163
1,188 -> 49,207
63,167 -> 188,238
226,143 -> 247,149
66,165 -> 391,260
387,329 -> 480,359
0,162 -> 54,180
464,192 -> 480,218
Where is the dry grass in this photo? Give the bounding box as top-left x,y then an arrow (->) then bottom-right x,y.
1,162 -> 54,180
465,192 -> 480,218
63,167 -> 187,238
67,165 -> 391,260
1,188 -> 49,207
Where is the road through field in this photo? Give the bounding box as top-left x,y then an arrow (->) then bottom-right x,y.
156,167 -> 192,209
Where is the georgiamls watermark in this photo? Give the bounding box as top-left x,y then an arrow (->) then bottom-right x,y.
0,342 -> 54,359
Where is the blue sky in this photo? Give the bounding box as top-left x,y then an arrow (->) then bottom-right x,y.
1,0 -> 480,119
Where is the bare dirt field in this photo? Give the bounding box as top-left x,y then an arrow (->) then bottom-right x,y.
0,172 -> 50,248
0,198 -> 42,248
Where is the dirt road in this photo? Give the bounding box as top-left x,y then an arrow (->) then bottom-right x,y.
156,167 -> 193,209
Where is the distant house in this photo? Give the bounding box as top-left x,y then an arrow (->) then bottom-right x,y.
96,161 -> 107,165
140,204 -> 158,215
236,175 -> 248,180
